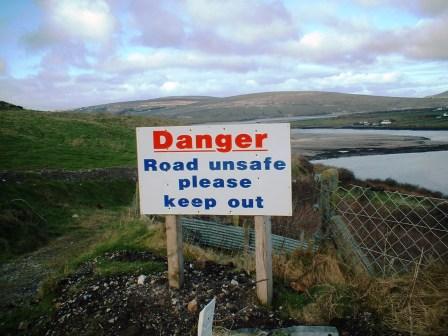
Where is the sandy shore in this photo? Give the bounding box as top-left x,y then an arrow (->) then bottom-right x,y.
290,132 -> 448,159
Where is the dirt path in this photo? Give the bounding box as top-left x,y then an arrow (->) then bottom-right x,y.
0,219 -> 101,310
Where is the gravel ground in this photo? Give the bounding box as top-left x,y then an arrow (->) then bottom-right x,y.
3,250 -> 408,335
39,251 -> 298,336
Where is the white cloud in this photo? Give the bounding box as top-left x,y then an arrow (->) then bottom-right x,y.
23,0 -> 115,49
284,30 -> 373,63
2,0 -> 447,110
354,0 -> 448,17
299,32 -> 324,49
102,50 -> 263,73
245,79 -> 258,86
129,0 -> 186,47
161,81 -> 179,92
319,71 -> 401,87
405,0 -> 448,17
184,0 -> 298,51
364,14 -> 448,60
48,0 -> 115,42
403,15 -> 448,59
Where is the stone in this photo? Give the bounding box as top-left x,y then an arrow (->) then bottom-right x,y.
18,321 -> 28,330
230,279 -> 239,286
187,299 -> 198,313
137,275 -> 146,285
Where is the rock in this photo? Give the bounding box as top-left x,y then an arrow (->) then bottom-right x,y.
72,214 -> 79,218
187,299 -> 198,313
230,279 -> 239,286
108,318 -> 115,324
137,275 -> 146,285
18,321 -> 28,330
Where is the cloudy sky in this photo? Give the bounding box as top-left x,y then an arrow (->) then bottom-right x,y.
0,0 -> 447,110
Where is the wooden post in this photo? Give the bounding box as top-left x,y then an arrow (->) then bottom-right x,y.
165,215 -> 184,288
320,168 -> 339,234
254,215 -> 273,305
232,215 -> 240,226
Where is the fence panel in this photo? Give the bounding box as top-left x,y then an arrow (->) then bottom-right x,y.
332,184 -> 448,275
181,217 -> 320,255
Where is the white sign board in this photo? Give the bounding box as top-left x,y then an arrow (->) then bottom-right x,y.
197,298 -> 216,336
136,123 -> 291,216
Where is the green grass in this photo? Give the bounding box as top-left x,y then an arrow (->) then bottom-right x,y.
0,174 -> 136,261
0,109 -> 176,170
291,108 -> 448,129
77,219 -> 163,259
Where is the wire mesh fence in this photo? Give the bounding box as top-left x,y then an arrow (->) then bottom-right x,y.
332,184 -> 448,275
159,165 -> 448,277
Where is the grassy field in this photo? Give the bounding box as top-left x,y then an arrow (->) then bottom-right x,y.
291,108 -> 448,129
0,107 -> 179,259
0,109 -> 176,170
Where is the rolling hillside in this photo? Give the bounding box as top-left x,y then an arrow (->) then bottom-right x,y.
73,96 -> 217,115
0,109 -> 176,170
70,91 -> 448,123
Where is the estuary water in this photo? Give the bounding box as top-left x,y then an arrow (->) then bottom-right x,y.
296,128 -> 448,195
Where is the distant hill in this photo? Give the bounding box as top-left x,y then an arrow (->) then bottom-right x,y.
73,96 -> 217,115
0,101 -> 23,110
71,91 -> 448,123
428,90 -> 448,98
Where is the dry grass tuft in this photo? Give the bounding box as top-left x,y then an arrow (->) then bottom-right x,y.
273,248 -> 346,292
368,263 -> 448,336
183,243 -> 255,273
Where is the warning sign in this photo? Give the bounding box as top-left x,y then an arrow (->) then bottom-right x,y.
136,123 -> 291,216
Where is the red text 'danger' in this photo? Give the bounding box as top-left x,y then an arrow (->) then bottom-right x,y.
153,130 -> 269,153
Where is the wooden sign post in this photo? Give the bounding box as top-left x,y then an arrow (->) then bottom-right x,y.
255,215 -> 273,305
165,215 -> 184,288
